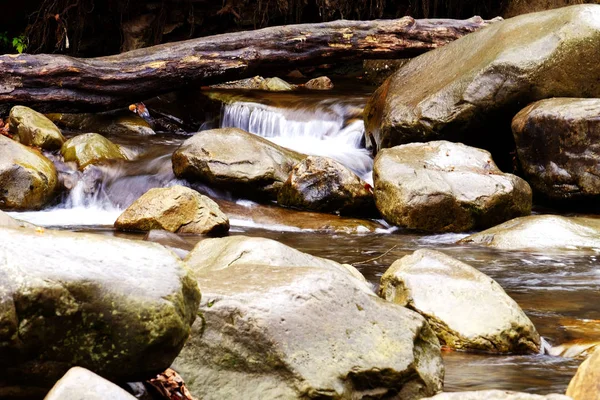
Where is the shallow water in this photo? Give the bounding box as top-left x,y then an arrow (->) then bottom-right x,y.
10,84 -> 598,395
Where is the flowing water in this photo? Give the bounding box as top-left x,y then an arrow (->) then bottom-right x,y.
9,84 -> 597,395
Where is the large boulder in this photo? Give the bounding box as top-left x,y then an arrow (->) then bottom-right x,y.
566,347 -> 600,400
172,128 -> 305,200
364,5 -> 600,157
379,249 -> 540,353
277,156 -> 376,216
423,391 -> 571,400
459,215 -> 600,251
373,141 -> 531,232
9,106 -> 65,150
44,367 -> 136,400
174,246 -> 444,399
512,98 -> 600,201
115,185 -> 229,235
0,227 -> 200,398
61,133 -> 127,170
0,135 -> 58,210
184,235 -> 369,285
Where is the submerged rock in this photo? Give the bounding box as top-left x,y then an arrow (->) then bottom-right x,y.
459,215 -> 600,251
277,156 -> 376,216
512,98 -> 600,201
364,5 -> 600,155
373,141 -> 531,232
0,135 -> 58,210
172,128 -> 304,201
173,259 -> 443,399
423,390 -> 571,399
566,347 -> 600,400
61,133 -> 127,170
47,112 -> 155,136
44,367 -> 136,400
379,249 -> 540,353
9,106 -> 65,150
115,185 -> 229,235
0,227 -> 200,398
304,76 -> 333,90
144,229 -> 194,259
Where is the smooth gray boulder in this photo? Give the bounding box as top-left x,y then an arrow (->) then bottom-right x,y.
0,135 -> 59,210
423,390 -> 571,400
459,215 -> 600,251
373,141 -> 531,232
172,128 -> 305,201
9,106 -> 65,150
379,249 -> 540,353
364,5 -> 600,156
115,185 -> 229,235
173,261 -> 444,400
512,98 -> 600,201
277,156 -> 376,216
44,367 -> 136,400
0,227 -> 200,398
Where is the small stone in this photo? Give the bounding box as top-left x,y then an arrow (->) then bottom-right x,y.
304,76 -> 333,90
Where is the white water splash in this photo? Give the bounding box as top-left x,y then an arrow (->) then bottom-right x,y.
221,101 -> 373,180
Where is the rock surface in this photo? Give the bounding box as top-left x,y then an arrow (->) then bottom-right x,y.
173,260 -> 444,399
373,141 -> 531,232
423,390 -> 571,400
459,215 -> 600,251
0,227 -> 200,398
277,156 -> 375,216
0,135 -> 58,210
304,76 -> 333,90
115,185 -> 229,235
0,209 -> 36,229
61,133 -> 127,170
185,235 -> 369,285
172,128 -> 305,200
47,112 -> 155,136
379,249 -> 540,353
9,106 -> 65,150
512,98 -> 600,201
566,347 -> 600,400
44,367 -> 136,400
364,5 -> 600,156
259,77 -> 295,91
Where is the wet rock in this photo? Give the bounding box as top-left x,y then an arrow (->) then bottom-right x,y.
277,156 -> 376,216
423,390 -> 571,399
217,199 -> 386,233
0,227 -> 200,398
185,235 -> 369,285
549,341 -> 600,359
373,141 -> 531,232
44,367 -> 136,400
566,347 -> 600,400
364,5 -> 600,155
363,59 -> 410,86
0,135 -> 59,210
259,77 -> 295,91
172,128 -> 305,201
459,215 -> 600,251
512,98 -> 600,201
47,112 -> 155,136
144,229 -> 194,259
115,185 -> 229,235
173,260 -> 443,399
304,76 -> 333,90
209,76 -> 266,90
0,209 -> 36,229
379,249 -> 540,353
61,133 -> 127,170
9,106 -> 65,150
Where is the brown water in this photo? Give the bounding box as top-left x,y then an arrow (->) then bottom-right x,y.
11,85 -> 598,395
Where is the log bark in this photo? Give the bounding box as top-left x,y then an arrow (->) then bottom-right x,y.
0,16 -> 498,111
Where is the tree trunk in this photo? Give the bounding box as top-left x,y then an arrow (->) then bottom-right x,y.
0,16 -> 498,111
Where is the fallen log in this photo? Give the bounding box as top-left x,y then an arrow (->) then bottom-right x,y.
0,16 -> 498,111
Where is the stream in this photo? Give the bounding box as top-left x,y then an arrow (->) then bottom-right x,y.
9,83 -> 596,395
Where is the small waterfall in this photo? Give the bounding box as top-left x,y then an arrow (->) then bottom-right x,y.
221,101 -> 373,181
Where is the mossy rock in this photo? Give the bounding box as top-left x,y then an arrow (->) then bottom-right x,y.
61,133 -> 127,170
9,106 -> 65,150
